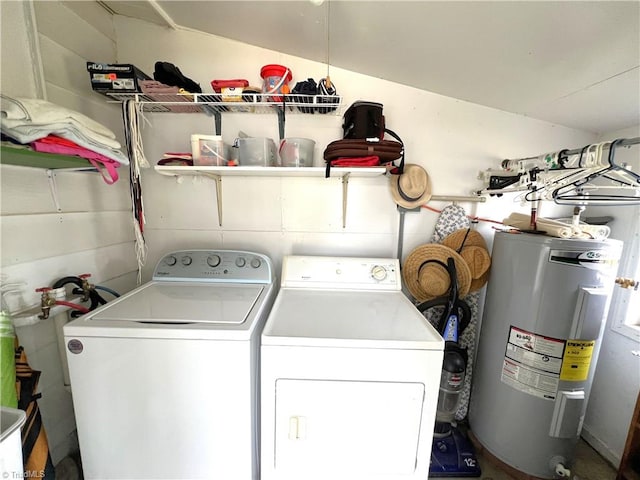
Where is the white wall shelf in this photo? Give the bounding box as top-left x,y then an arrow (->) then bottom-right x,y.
154,165 -> 386,178
115,94 -> 376,227
154,166 -> 388,228
1,145 -> 97,171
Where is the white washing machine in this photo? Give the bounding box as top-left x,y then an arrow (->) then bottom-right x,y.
261,256 -> 444,480
64,250 -> 276,480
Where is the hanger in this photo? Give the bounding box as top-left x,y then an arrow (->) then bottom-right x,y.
551,139 -> 640,206
522,144 -> 607,202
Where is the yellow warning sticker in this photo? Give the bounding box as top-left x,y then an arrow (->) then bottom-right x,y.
560,340 -> 595,381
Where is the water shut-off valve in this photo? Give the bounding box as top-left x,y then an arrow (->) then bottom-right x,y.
78,273 -> 94,301
35,287 -> 56,320
555,463 -> 571,478
549,456 -> 572,478
616,277 -> 639,290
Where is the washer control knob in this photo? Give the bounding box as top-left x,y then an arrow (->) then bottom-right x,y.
371,265 -> 388,281
181,256 -> 192,266
250,258 -> 262,269
164,255 -> 177,266
236,257 -> 246,268
207,255 -> 221,268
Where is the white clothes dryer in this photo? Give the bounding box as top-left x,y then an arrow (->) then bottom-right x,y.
64,250 -> 276,480
261,255 -> 444,480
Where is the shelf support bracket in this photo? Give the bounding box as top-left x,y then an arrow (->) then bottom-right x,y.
213,111 -> 222,136
276,108 -> 285,141
342,173 -> 350,228
202,173 -> 223,226
46,169 -> 63,212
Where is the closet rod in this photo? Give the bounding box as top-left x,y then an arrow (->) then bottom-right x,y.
430,195 -> 486,203
563,136 -> 639,156
505,136 -> 640,164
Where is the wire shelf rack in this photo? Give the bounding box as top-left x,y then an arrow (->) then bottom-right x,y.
104,92 -> 342,115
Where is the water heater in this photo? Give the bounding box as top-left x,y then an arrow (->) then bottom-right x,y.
469,231 -> 622,478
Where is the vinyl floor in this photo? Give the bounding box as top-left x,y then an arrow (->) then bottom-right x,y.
54,437 -> 617,480
449,437 -> 617,480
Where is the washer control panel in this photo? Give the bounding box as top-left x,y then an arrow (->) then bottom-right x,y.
281,256 -> 401,290
153,250 -> 273,283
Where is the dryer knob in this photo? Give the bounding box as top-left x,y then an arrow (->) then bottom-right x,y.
207,255 -> 221,267
371,265 -> 388,281
181,256 -> 192,266
164,255 -> 177,266
236,257 -> 246,268
251,258 -> 262,269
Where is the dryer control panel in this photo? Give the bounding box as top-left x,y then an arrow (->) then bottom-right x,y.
153,250 -> 273,284
281,255 -> 401,290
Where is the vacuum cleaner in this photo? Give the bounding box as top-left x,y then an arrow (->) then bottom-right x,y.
417,257 -> 481,477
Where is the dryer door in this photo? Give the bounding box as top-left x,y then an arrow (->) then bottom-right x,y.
274,379 -> 424,476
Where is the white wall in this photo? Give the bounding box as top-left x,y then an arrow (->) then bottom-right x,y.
113,16 -> 596,282
0,2 -> 41,98
582,124 -> 640,466
1,1 -> 138,465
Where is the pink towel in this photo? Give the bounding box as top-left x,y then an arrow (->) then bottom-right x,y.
31,135 -> 121,184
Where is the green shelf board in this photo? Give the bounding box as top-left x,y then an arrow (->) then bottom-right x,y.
0,145 -> 93,169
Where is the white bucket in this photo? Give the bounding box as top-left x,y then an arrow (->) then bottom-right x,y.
1,407 -> 26,478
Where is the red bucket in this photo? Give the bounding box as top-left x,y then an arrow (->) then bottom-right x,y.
260,64 -> 292,102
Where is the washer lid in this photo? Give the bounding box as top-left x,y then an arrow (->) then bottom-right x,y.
262,289 -> 443,349
91,282 -> 264,324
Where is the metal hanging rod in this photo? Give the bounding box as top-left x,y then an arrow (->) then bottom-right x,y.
504,136 -> 640,164
430,195 -> 486,203
564,136 -> 640,156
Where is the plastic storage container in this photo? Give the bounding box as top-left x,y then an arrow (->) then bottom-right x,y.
260,65 -> 292,102
191,134 -> 227,166
235,138 -> 277,166
210,79 -> 249,102
279,138 -> 316,167
1,407 -> 26,478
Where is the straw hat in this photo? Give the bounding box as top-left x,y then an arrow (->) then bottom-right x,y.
390,164 -> 432,208
442,228 -> 491,292
402,244 -> 472,302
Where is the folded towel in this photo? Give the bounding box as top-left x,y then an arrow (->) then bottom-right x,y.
32,135 -> 121,184
504,218 -> 573,238
1,94 -> 128,165
2,118 -> 121,149
1,94 -> 116,140
139,80 -> 200,113
503,212 -> 610,239
1,124 -> 128,165
577,224 -> 611,240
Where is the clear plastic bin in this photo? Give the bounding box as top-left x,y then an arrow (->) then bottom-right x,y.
235,138 -> 277,166
279,138 -> 316,167
191,134 -> 228,166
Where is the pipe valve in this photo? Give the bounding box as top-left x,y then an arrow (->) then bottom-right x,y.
616,277 -> 639,290
555,462 -> 571,478
78,273 -> 94,301
35,287 -> 56,319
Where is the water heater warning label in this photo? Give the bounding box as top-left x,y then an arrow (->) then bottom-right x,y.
501,326 -> 566,401
560,340 -> 595,381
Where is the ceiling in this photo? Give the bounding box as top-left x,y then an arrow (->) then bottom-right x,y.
101,1 -> 640,135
